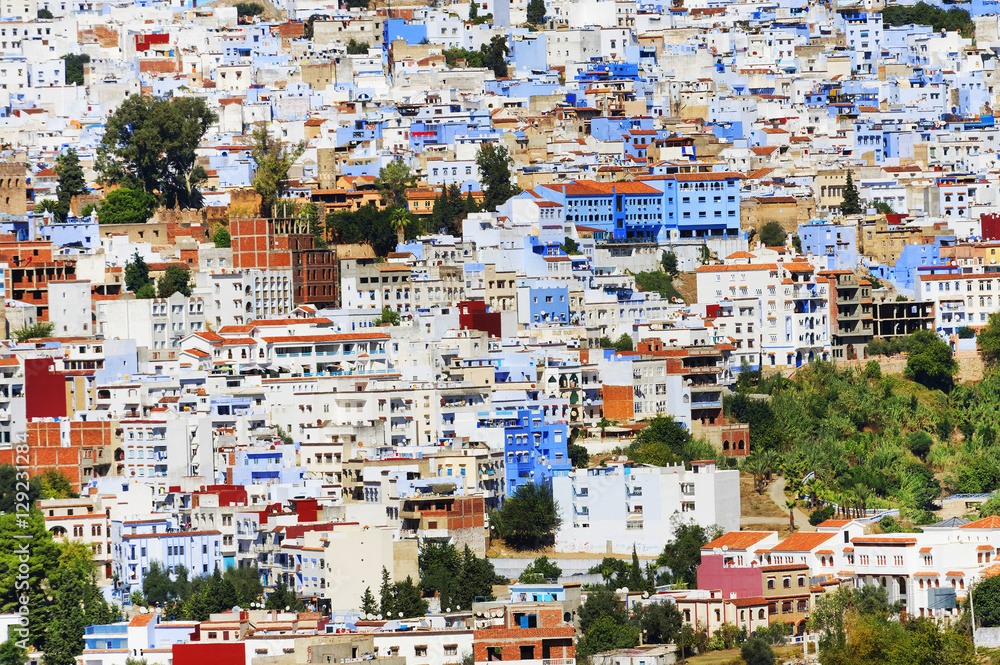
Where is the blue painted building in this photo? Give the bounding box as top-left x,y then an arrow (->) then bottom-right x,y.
797,220 -> 859,271
498,407 -> 571,493
232,444 -> 302,486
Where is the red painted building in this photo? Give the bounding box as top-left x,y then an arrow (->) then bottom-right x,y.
172,641 -> 245,665
458,300 -> 502,338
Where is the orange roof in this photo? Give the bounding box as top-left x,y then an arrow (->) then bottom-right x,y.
919,547 -> 932,553
218,325 -> 255,334
961,516 -> 1000,529
702,531 -> 774,551
913,572 -> 939,577
946,571 -> 965,576
695,263 -> 778,273
185,349 -> 210,358
261,333 -> 390,344
978,545 -> 995,551
771,532 -> 835,552
539,180 -> 660,196
129,614 -> 156,627
251,317 -> 333,326
817,519 -> 853,528
979,563 -> 1000,579
218,337 -> 257,346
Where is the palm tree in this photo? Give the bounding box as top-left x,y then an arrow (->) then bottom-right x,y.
785,499 -> 796,531
390,207 -> 408,247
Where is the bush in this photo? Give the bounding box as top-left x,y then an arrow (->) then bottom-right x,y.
906,431 -> 933,459
741,637 -> 775,665
808,505 -> 835,526
958,326 -> 976,339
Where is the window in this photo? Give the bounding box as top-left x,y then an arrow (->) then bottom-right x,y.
414,647 -> 428,657
444,646 -> 458,656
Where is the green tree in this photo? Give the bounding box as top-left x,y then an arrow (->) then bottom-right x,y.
476,143 -> 519,211
758,221 -> 786,247
519,556 -> 561,583
297,201 -> 326,246
223,565 -> 263,607
872,200 -> 895,215
655,518 -> 721,587
61,54 -> 90,85
235,1 -> 264,17
419,542 -> 502,610
0,637 -> 26,665
360,587 -> 378,615
80,203 -> 97,218
578,586 -> 627,633
568,442 -> 589,468
143,561 -> 174,606
375,159 -> 415,210
480,35 -> 509,78
213,226 -> 232,248
631,601 -> 681,645
741,637 -> 775,665
612,333 -> 633,352
96,95 -> 216,210
372,307 -> 401,326
978,312 -> 1000,366
469,0 -> 478,19
840,170 -> 862,215
393,576 -> 428,618
157,265 -> 192,298
973,575 -> 1000,627
390,207 -> 409,246
587,557 -> 629,588
346,39 -> 369,54
54,149 -> 86,222
577,615 -> 639,657
251,126 -> 305,218
661,250 -> 678,275
12,322 -> 54,343
0,465 -> 43,513
98,187 -> 157,225
808,505 -> 835,526
263,580 -> 303,612
905,329 -> 958,392
625,414 -> 715,466
379,566 -> 393,617
491,483 -> 561,549
526,0 -> 545,24
37,8 -> 53,17
906,431 -> 933,460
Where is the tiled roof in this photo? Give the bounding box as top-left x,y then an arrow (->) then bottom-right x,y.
771,532 -> 835,552
702,531 -> 774,551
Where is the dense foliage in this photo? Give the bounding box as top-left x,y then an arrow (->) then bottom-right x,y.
723,359 -> 1000,522
326,203 -> 419,257
97,95 -> 217,210
489,482 -> 561,549
758,221 -> 787,247
633,270 -> 682,301
419,543 -> 504,610
623,415 -> 717,467
882,2 -> 975,38
812,585 -> 972,664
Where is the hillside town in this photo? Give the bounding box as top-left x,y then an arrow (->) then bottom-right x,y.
8,0 -> 1000,662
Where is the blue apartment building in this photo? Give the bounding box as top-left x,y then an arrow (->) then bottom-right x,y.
497,408 -> 571,493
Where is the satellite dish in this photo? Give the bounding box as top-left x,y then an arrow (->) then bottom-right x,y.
377,614 -> 383,620
622,587 -> 629,594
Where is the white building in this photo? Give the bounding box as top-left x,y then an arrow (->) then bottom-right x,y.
552,460 -> 740,555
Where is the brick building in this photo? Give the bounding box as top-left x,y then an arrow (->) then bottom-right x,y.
473,605 -> 574,665
230,216 -> 338,308
0,419 -> 118,488
399,494 -> 486,557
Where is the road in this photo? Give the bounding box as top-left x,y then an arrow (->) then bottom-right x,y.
738,477 -> 815,531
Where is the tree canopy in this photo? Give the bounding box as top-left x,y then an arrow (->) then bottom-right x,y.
905,329 -> 958,393
96,95 -> 217,210
418,542 -> 504,610
758,221 -> 786,247
489,482 -> 561,549
840,170 -> 862,216
98,187 -> 158,226
476,143 -> 520,211
251,126 -> 305,218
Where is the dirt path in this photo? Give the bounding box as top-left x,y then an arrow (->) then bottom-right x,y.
768,476 -> 815,532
